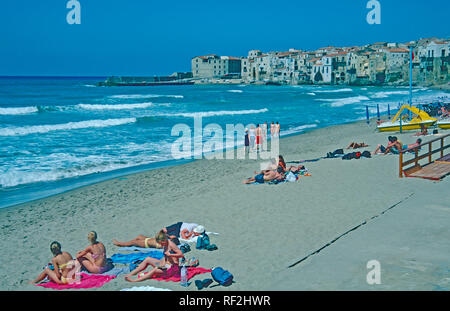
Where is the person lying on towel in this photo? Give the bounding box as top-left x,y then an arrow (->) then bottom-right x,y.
113,223 -> 204,248
124,230 -> 184,282
243,169 -> 284,184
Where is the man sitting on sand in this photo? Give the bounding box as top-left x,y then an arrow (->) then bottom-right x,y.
124,230 -> 184,283
372,136 -> 402,155
243,169 -> 284,184
113,222 -> 204,248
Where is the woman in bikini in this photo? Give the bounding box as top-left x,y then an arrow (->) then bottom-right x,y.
30,241 -> 79,285
346,142 -> 369,149
124,230 -> 184,282
76,231 -> 112,274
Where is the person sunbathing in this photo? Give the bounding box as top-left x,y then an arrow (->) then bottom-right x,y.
30,241 -> 80,285
113,223 -> 204,248
372,136 -> 402,155
402,139 -> 422,153
287,164 -> 306,173
277,155 -> 287,173
438,106 -> 449,118
414,124 -> 428,136
243,169 -> 284,184
346,142 -> 369,149
124,230 -> 184,283
76,231 -> 112,274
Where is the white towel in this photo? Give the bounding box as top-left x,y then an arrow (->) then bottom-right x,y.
120,286 -> 172,291
179,232 -> 219,244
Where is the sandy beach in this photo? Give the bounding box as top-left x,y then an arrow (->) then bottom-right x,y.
1,119 -> 449,291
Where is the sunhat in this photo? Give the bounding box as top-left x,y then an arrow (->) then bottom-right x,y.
193,225 -> 205,234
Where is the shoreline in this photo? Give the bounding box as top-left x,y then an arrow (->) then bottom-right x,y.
1,117 -> 448,291
0,119 -> 352,211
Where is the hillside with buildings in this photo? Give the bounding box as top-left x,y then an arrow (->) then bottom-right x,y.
191,37 -> 450,88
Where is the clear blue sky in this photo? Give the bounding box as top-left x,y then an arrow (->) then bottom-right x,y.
0,0 -> 448,76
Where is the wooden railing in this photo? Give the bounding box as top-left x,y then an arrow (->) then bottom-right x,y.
399,133 -> 450,178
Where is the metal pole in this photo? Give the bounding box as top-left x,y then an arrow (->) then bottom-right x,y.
399,113 -> 403,133
377,104 -> 380,121
388,104 -> 391,120
366,105 -> 369,124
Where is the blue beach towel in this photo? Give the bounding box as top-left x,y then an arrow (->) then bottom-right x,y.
118,246 -> 161,252
110,251 -> 164,264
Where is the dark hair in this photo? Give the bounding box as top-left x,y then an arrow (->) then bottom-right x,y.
278,155 -> 286,166
417,138 -> 422,144
50,241 -> 62,256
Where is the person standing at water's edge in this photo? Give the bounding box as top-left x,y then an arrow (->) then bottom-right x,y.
256,124 -> 262,151
270,121 -> 275,138
275,122 -> 280,137
249,126 -> 256,152
262,121 -> 268,149
244,128 -> 250,153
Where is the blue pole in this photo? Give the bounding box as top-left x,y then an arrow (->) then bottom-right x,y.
366,105 -> 369,124
409,46 -> 413,121
377,104 -> 380,121
388,104 -> 391,120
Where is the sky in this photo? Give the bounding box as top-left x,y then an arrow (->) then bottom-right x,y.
0,0 -> 449,76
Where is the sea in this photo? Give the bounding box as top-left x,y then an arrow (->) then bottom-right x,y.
0,76 -> 448,208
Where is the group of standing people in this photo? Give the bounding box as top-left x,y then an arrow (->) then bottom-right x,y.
245,121 -> 280,153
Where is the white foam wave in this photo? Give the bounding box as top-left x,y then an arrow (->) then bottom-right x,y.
281,124 -> 318,136
315,88 -> 353,93
0,106 -> 38,115
77,102 -> 153,110
307,92 -> 316,96
109,94 -> 183,99
0,118 -> 136,137
227,90 -> 243,93
317,96 -> 370,107
369,90 -> 409,98
157,108 -> 269,118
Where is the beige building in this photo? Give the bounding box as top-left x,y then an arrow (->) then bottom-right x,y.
191,54 -> 242,79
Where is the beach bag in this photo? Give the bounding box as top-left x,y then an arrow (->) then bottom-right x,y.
211,267 -> 233,286
362,151 -> 371,158
286,172 -> 297,182
342,152 -> 355,160
196,233 -> 210,250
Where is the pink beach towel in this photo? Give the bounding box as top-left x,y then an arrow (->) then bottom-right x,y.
36,273 -> 116,290
151,266 -> 211,282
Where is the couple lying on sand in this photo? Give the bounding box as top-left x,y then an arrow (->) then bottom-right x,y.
30,231 -> 111,285
373,136 -> 422,155
243,155 -> 305,184
113,222 -> 205,248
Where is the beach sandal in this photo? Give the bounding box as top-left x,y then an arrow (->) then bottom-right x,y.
206,244 -> 218,251
195,278 -> 213,290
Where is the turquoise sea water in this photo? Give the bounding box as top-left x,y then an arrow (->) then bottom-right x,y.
0,77 -> 448,208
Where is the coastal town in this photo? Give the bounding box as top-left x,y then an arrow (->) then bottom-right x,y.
191,37 -> 450,88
